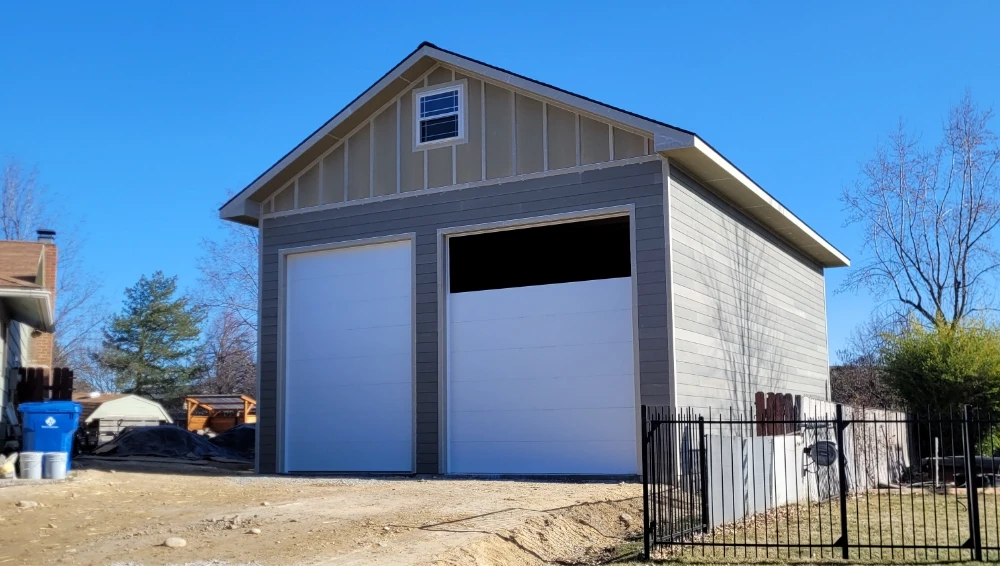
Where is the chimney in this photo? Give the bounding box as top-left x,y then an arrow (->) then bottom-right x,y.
28,228 -> 57,369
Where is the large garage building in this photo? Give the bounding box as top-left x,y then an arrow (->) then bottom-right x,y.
220,43 -> 848,475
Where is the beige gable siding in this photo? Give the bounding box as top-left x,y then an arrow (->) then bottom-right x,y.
265,64 -> 653,214
668,166 -> 829,415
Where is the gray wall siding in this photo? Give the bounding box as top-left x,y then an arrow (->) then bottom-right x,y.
667,166 -> 829,414
260,159 -> 669,473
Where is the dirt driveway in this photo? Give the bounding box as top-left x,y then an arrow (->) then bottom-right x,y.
0,460 -> 641,566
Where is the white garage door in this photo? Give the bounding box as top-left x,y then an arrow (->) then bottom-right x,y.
283,240 -> 412,472
447,277 -> 637,474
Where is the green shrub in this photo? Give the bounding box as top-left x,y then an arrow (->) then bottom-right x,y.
881,319 -> 1000,414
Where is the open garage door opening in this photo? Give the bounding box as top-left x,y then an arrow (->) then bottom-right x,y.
446,215 -> 638,475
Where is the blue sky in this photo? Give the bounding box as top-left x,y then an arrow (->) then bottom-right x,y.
2,1 -> 998,361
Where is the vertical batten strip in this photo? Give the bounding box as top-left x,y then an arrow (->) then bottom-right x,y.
343,137 -> 350,202
423,151 -> 428,190
369,121 -> 375,197
510,90 -> 516,172
480,80 -> 486,181
317,158 -> 325,204
293,179 -> 299,209
608,123 -> 614,161
575,114 -> 581,166
396,99 -> 402,193
541,102 -> 549,171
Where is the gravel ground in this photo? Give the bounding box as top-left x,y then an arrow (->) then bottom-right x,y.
0,459 -> 641,566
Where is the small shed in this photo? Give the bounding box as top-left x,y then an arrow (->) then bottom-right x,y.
73,393 -> 173,447
185,394 -> 256,434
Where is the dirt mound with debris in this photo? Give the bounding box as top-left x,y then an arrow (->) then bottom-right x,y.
430,497 -> 641,565
209,424 -> 255,460
94,426 -> 249,461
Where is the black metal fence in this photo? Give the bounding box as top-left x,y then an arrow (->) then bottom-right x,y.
641,403 -> 1000,561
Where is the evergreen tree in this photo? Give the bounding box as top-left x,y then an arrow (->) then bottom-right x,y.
96,271 -> 205,401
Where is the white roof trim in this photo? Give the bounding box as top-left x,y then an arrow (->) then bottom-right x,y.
0,287 -> 54,332
657,136 -> 850,268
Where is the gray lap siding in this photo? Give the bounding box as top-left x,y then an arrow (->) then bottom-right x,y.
259,159 -> 668,474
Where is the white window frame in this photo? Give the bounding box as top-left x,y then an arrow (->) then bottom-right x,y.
412,80 -> 467,151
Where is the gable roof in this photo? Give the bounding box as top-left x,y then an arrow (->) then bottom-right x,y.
220,42 -> 849,268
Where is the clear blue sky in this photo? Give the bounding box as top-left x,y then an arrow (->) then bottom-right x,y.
2,2 -> 998,362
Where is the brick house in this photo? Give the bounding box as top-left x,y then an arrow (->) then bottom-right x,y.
0,229 -> 57,444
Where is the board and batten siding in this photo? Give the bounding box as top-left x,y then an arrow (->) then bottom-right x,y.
667,166 -> 829,414
259,159 -> 670,474
264,64 -> 653,216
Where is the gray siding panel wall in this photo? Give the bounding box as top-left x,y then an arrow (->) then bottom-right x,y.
667,166 -> 829,414
260,159 -> 668,474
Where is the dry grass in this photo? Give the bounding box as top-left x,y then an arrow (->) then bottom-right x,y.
606,488 -> 1000,564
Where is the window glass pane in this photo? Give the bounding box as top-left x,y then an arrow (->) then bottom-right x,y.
420,90 -> 459,118
420,115 -> 459,143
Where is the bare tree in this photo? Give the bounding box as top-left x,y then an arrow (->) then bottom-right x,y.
831,313 -> 902,409
197,219 -> 258,335
0,157 -> 106,369
195,201 -> 259,396
842,92 -> 1000,327
197,310 -> 256,396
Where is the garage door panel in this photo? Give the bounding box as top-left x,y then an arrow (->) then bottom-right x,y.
286,353 -> 410,385
286,323 -> 410,359
449,441 -> 636,475
288,243 -> 410,279
449,341 -> 634,383
449,407 -> 635,443
289,268 -> 411,304
285,440 -> 410,472
448,275 -> 637,474
450,278 -> 632,322
449,374 -> 635,412
449,308 -> 632,353
287,295 -> 411,333
284,240 -> 413,473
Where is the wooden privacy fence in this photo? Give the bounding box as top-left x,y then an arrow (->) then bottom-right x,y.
15,367 -> 75,402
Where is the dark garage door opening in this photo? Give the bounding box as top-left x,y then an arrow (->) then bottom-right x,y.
448,216 -> 631,293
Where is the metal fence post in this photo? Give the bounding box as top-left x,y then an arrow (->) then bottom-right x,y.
641,405 -> 651,560
963,404 -> 983,561
835,404 -> 850,559
698,415 -> 710,533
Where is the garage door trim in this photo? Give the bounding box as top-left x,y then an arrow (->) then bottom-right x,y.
436,205 -> 641,474
276,233 -> 418,474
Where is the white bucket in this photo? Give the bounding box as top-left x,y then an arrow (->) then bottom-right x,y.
19,451 -> 43,480
43,452 -> 68,480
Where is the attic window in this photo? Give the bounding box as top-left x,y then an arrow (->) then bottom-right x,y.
414,82 -> 465,148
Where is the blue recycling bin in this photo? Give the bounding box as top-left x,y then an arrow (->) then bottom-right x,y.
18,401 -> 82,471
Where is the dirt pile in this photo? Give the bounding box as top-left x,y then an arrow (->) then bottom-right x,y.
431,497 -> 641,566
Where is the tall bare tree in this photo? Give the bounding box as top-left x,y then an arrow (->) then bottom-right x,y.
196,201 -> 259,395
196,310 -> 256,396
842,92 -> 1000,327
197,219 -> 258,336
0,157 -> 106,368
